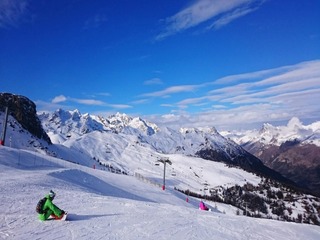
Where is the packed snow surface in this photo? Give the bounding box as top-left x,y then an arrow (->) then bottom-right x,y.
1,146 -> 320,240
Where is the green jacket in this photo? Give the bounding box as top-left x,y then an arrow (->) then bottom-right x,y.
38,195 -> 63,221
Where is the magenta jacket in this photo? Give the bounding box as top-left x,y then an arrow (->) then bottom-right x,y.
199,201 -> 208,210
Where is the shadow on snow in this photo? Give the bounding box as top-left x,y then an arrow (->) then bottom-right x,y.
67,213 -> 120,221
49,169 -> 154,203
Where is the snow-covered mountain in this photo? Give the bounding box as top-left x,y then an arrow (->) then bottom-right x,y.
39,110 -> 160,141
222,117 -> 320,147
221,117 -> 320,196
37,108 -> 291,185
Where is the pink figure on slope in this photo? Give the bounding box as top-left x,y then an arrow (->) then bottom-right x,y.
199,201 -> 209,211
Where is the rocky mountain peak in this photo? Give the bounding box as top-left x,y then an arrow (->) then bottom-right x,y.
0,93 -> 51,144
105,112 -> 159,135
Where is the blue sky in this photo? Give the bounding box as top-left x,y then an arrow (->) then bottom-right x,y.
1,0 -> 319,130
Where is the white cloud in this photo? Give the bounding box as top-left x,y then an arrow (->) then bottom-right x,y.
71,98 -> 105,106
139,60 -> 320,117
212,105 -> 227,109
207,3 -> 260,30
70,98 -> 131,109
97,92 -> 111,97
144,78 -> 163,85
52,95 -> 105,106
149,103 -> 292,130
177,96 -> 207,106
147,60 -> 320,130
0,0 -> 28,28
141,85 -> 200,98
52,95 -> 67,103
36,100 -> 68,112
41,96 -> 132,113
160,103 -> 174,108
214,60 -> 320,85
131,99 -> 149,105
195,60 -> 320,107
156,0 -> 263,40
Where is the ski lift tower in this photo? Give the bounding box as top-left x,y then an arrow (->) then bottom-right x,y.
156,157 -> 172,190
0,107 -> 9,146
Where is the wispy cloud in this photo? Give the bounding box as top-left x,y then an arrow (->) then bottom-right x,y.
145,60 -> 320,130
214,61 -> 320,106
97,92 -> 111,97
140,85 -> 200,98
156,0 -> 263,40
202,60 -> 319,97
106,103 -> 132,109
214,60 -> 319,85
139,60 -> 320,110
52,95 -> 105,106
50,95 -> 131,110
70,98 -> 105,106
207,2 -> 262,30
176,96 -> 208,107
144,78 -> 163,85
131,99 -> 149,105
0,0 -> 28,28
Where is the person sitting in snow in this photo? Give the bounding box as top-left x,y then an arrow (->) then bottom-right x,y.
38,190 -> 65,221
199,200 -> 209,211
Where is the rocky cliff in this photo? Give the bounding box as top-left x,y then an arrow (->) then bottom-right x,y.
0,93 -> 51,144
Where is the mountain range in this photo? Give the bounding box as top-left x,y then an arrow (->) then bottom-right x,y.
222,118 -> 320,196
37,107 -> 293,186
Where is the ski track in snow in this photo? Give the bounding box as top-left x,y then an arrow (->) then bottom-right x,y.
1,147 -> 320,240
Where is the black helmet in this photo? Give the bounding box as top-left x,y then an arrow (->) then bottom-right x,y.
49,190 -> 56,199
